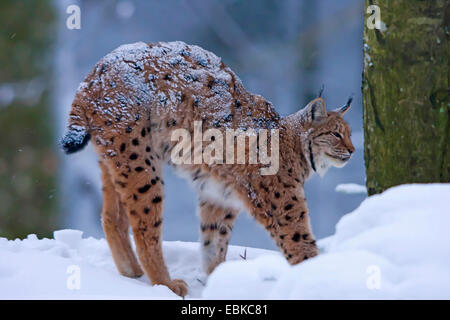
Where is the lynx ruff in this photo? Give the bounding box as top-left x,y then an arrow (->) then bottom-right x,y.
61,41 -> 355,297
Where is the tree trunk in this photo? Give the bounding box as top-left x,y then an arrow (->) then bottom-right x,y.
363,0 -> 449,195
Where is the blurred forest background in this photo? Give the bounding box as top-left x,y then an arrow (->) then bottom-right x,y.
0,0 -> 365,249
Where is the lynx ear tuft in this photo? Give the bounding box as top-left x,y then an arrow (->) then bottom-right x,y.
318,84 -> 325,98
334,94 -> 353,115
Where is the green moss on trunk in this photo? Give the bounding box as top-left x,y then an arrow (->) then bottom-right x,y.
363,0 -> 449,195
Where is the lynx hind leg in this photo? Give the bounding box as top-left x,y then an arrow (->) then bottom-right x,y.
99,133 -> 187,297
99,161 -> 143,278
198,201 -> 238,275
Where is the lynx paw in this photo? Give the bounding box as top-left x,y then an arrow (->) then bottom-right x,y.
118,264 -> 144,278
120,267 -> 144,279
167,278 -> 188,297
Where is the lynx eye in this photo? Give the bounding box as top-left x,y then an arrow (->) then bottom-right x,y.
331,132 -> 342,139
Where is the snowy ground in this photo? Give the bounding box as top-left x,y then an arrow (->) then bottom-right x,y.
0,234 -> 273,299
1,183 -> 449,299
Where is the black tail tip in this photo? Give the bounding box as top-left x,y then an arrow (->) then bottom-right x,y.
60,127 -> 91,154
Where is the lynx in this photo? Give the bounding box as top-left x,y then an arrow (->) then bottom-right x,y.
61,41 -> 354,297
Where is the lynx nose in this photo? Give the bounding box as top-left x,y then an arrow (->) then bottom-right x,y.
347,143 -> 355,154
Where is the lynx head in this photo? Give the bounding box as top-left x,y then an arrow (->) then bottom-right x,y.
300,95 -> 355,176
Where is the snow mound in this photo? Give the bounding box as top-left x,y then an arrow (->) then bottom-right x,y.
53,229 -> 83,248
335,183 -> 367,194
203,183 -> 450,299
1,183 -> 449,299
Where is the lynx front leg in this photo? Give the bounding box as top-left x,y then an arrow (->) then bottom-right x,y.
252,190 -> 318,265
99,161 -> 143,278
275,207 -> 319,265
198,201 -> 238,274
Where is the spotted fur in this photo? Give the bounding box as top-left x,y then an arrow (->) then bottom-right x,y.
62,41 -> 354,297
